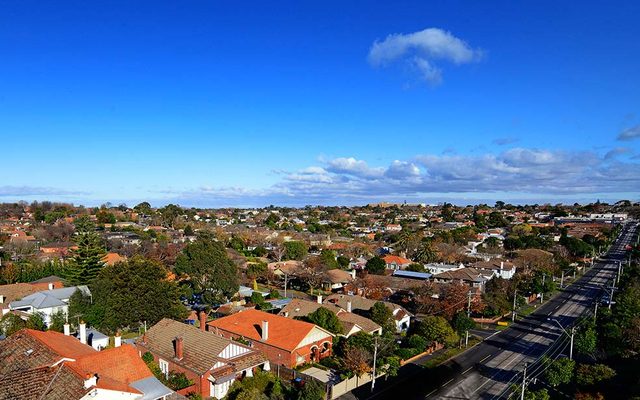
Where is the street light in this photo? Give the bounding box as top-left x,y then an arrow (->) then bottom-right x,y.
548,318 -> 575,360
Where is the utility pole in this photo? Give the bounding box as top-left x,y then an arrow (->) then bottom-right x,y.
594,301 -> 598,321
512,290 -> 517,322
541,274 -> 546,303
467,291 -> 472,318
520,362 -> 528,400
371,336 -> 378,392
617,261 -> 622,285
284,273 -> 288,298
569,327 -> 575,361
560,270 -> 565,289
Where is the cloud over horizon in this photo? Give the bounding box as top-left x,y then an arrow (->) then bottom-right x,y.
368,27 -> 482,84
156,147 -> 640,207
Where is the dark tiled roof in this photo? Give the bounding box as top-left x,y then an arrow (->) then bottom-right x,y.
139,318 -> 266,375
0,364 -> 88,400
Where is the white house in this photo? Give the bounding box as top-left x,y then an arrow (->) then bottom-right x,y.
9,286 -> 90,326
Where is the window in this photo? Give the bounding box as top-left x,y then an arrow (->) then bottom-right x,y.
159,359 -> 169,378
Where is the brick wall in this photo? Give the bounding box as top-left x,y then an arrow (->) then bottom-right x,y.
136,344 -> 211,398
213,330 -> 332,368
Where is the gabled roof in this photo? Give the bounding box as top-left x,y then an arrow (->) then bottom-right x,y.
279,299 -> 381,335
139,318 -> 266,376
208,309 -> 332,352
382,255 -> 411,265
10,286 -> 90,310
433,267 -> 488,283
0,283 -> 39,307
0,329 -> 171,400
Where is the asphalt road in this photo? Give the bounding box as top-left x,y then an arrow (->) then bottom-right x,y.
355,221 -> 638,400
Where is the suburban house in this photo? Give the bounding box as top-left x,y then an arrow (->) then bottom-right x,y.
208,309 -> 334,368
324,294 -> 412,333
473,260 -> 517,280
9,286 -> 90,327
137,317 -> 268,399
382,255 -> 412,270
324,269 -> 355,291
424,263 -> 465,275
0,276 -> 64,316
279,298 -> 382,336
0,328 -> 174,400
432,267 -> 489,290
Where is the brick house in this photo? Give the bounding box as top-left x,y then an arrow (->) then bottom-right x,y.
0,329 -> 174,399
207,309 -> 333,368
137,317 -> 268,399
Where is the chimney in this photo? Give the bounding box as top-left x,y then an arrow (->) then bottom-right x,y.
63,323 -> 70,336
261,320 -> 269,341
500,261 -> 504,270
79,321 -> 87,344
114,331 -> 122,348
174,336 -> 184,360
347,301 -> 352,313
317,295 -> 323,304
48,283 -> 54,290
284,311 -> 289,318
199,311 -> 207,332
84,373 -> 97,389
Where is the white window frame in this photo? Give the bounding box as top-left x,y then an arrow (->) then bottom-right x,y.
159,358 -> 169,378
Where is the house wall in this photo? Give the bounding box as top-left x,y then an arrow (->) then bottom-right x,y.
213,330 -> 332,368
136,345 -> 211,398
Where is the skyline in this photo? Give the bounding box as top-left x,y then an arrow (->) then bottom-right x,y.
1,1 -> 640,207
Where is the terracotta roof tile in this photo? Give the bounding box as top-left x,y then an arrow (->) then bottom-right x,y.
208,309 -> 332,352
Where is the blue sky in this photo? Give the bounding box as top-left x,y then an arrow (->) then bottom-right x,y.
1,1 -> 639,207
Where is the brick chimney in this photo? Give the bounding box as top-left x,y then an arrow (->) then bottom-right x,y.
261,320 -> 269,341
199,311 -> 207,332
174,336 -> 184,360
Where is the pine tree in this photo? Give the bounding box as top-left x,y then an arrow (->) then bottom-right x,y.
66,216 -> 106,285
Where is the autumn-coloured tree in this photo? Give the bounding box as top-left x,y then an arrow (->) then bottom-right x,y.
342,345 -> 372,377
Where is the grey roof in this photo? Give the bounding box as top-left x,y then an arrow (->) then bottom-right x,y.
86,328 -> 108,341
130,376 -> 174,400
392,270 -> 432,279
10,286 -> 90,310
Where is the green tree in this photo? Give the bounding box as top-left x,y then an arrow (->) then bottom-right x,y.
415,316 -> 459,347
0,313 -> 26,336
452,312 -> 476,336
543,357 -> 575,387
284,241 -> 307,261
319,250 -> 339,270
183,225 -> 194,236
96,209 -> 116,224
406,263 -> 426,272
66,216 -> 106,285
575,364 -> 616,386
370,302 -> 395,334
26,312 -> 46,331
90,257 -> 187,333
49,310 -> 67,333
134,202 -> 153,215
175,233 -> 239,305
366,256 -> 386,275
264,213 -> 280,229
574,323 -> 597,356
305,307 -> 343,335
296,379 -> 324,400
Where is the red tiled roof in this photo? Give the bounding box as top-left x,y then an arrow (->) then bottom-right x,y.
208,309 -> 331,352
74,344 -> 152,385
382,255 -> 411,265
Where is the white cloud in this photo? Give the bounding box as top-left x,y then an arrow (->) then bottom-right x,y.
618,124 -> 640,141
157,148 -> 640,207
368,28 -> 482,84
